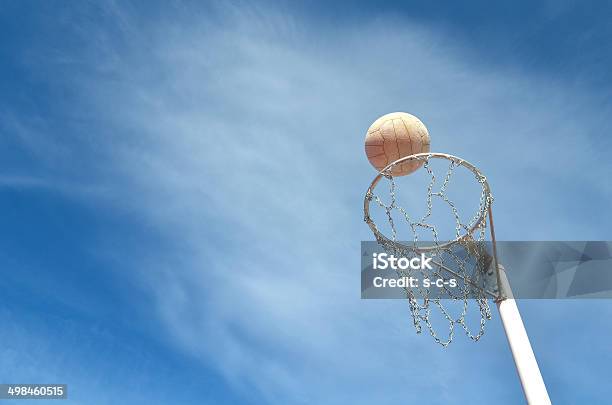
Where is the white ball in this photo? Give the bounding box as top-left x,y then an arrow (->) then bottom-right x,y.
364,112 -> 430,176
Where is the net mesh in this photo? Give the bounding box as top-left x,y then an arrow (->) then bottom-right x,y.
364,153 -> 497,346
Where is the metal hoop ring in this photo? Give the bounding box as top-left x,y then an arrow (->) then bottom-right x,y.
363,152 -> 493,252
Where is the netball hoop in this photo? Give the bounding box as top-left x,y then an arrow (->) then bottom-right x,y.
363,152 -> 551,404
364,153 -> 501,345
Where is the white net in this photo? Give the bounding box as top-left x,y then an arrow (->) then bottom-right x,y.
364,153 -> 499,346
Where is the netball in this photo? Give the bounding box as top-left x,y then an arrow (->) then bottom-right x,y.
364,112 -> 430,176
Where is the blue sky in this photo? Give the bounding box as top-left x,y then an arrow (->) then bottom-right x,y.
1,1 -> 612,404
